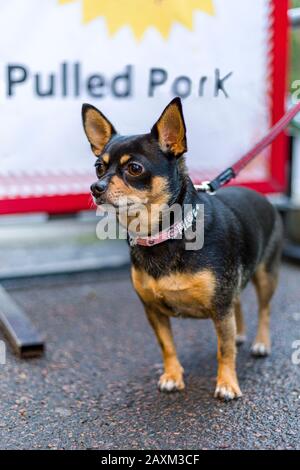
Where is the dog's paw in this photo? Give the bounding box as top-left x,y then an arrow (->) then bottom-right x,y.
214,382 -> 242,401
251,342 -> 270,357
236,334 -> 247,346
158,373 -> 185,393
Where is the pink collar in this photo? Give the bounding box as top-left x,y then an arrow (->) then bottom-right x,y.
128,206 -> 199,247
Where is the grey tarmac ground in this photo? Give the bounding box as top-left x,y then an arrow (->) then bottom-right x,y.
0,262 -> 299,450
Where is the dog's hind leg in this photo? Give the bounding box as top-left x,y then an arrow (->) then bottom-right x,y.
235,298 -> 246,345
145,307 -> 185,392
251,214 -> 282,357
251,264 -> 278,357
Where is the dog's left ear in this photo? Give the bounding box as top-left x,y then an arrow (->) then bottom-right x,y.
151,97 -> 187,157
82,103 -> 117,156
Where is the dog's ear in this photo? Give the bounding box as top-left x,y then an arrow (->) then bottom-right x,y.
82,104 -> 117,156
151,97 -> 187,157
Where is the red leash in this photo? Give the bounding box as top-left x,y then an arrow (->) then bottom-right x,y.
196,101 -> 300,194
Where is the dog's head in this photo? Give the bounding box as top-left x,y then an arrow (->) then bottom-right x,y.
82,97 -> 188,213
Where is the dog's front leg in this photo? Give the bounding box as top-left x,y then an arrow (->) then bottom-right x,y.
145,307 -> 184,392
213,310 -> 242,401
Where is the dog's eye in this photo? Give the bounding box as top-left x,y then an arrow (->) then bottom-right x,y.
96,163 -> 106,178
126,162 -> 144,177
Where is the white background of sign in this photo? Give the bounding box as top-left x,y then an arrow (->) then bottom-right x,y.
0,0 -> 271,197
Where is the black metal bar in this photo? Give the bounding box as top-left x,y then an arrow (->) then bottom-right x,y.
283,240 -> 300,262
209,167 -> 235,193
0,254 -> 130,281
0,285 -> 44,358
287,134 -> 294,199
289,8 -> 300,28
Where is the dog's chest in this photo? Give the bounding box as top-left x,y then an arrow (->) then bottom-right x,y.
131,267 -> 216,318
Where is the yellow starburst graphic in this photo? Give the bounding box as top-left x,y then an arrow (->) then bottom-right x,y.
59,0 -> 214,39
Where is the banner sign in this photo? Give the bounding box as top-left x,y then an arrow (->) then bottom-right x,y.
0,0 -> 288,214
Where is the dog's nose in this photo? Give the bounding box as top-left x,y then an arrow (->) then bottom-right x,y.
90,180 -> 108,197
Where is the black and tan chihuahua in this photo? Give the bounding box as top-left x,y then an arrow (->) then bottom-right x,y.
82,97 -> 283,400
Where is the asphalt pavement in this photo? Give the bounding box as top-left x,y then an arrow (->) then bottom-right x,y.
0,262 -> 299,450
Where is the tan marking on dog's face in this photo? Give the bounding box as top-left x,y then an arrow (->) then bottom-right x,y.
105,175 -> 168,206
131,267 -> 216,318
120,154 -> 131,165
105,175 -> 170,235
106,175 -> 148,204
102,153 -> 110,164
150,176 -> 170,205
